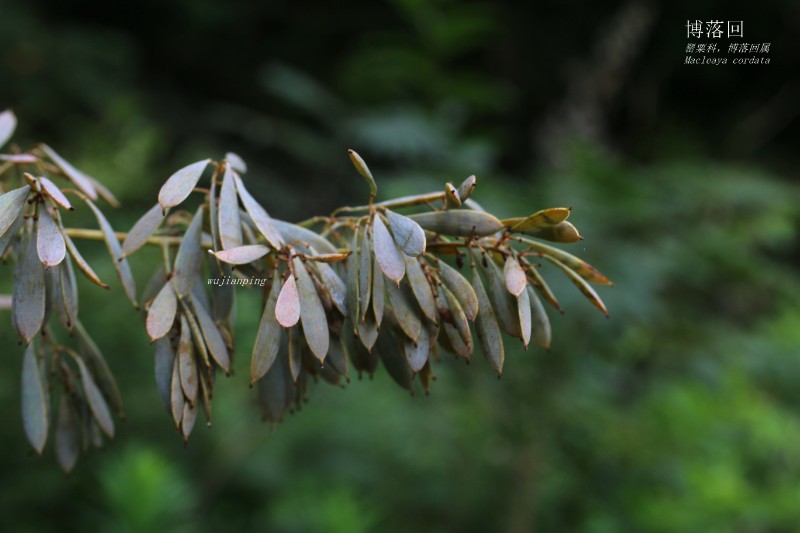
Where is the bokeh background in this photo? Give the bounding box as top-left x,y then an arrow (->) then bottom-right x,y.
2,1 -> 800,531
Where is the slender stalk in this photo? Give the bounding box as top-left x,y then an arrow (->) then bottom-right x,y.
331,191 -> 447,216
64,228 -> 183,246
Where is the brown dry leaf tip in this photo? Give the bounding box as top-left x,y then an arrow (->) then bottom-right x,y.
275,273 -> 301,328
305,252 -> 351,263
157,159 -> 211,211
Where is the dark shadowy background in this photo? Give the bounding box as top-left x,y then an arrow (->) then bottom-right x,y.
1,1 -> 800,531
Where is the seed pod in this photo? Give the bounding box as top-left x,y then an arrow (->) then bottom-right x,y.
523,221 -> 582,243
475,250 -> 520,339
122,204 -> 164,257
293,256 -> 329,362
0,109 -> 16,148
21,342 -> 48,454
154,337 -> 175,410
37,204 -> 66,267
0,185 -> 30,238
403,255 -> 438,323
146,282 -> 178,341
75,356 -> 114,438
219,162 -> 242,250
503,256 -> 527,297
172,206 -> 204,298
14,233 -> 46,344
86,199 -> 137,306
251,269 -> 283,384
517,285 -> 532,349
348,149 -> 377,198
211,244 -> 270,265
409,210 -> 504,237
386,209 -> 426,257
522,238 -> 612,285
437,261 -> 478,321
359,226 -> 373,323
157,159 -> 211,210
276,272 -> 300,328
456,175 -> 477,202
528,286 -> 551,349
506,207 -> 571,232
41,144 -> 98,200
545,256 -> 608,316
385,279 -> 422,343
235,174 -> 283,250
55,395 -> 80,473
63,233 -> 109,289
444,182 -> 461,208
373,215 -> 406,285
472,267 -> 504,376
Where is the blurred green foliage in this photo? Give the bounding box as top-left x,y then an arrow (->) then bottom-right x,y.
2,0 -> 800,531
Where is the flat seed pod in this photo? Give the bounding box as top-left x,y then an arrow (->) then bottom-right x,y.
293,256 -> 329,362
545,256 -> 609,316
404,321 -> 430,373
385,278 -> 422,343
356,313 -> 379,352
146,283 -> 178,341
235,174 -> 283,250
225,152 -> 247,174
251,269 -> 282,384
522,237 -> 612,285
122,204 -> 164,258
528,286 -> 551,349
73,321 -> 124,417
181,401 -> 198,442
189,293 -> 231,372
523,221 -> 582,243
14,234 -> 46,344
21,343 -> 48,454
170,356 -> 183,429
403,255 -> 438,323
273,219 -> 337,254
375,329 -> 413,393
348,149 -> 377,198
86,199 -> 137,306
358,226 -> 372,323
439,284 -> 471,350
445,182 -> 461,207
371,256 -> 385,327
0,109 -> 16,148
154,337 -> 175,410
0,185 -> 30,238
276,274 -> 301,328
472,268 -> 504,376
346,227 -> 360,325
373,215 -> 405,285
503,256 -> 527,297
75,356 -> 114,438
178,315 -> 198,403
211,244 -> 270,265
409,210 -> 504,237
157,159 -> 210,210
517,286 -> 532,349
63,233 -> 109,289
218,163 -> 242,250
508,207 -> 571,232
172,206 -> 204,298
41,145 -> 98,200
438,261 -> 478,321
55,395 -> 80,473
456,175 -> 477,202
288,326 -> 303,382
314,259 -> 348,316
38,177 -> 73,211
386,209 -> 426,257
476,250 -> 521,339
37,205 -> 66,267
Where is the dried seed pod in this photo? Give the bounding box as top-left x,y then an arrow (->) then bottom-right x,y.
292,256 -> 329,362
522,221 -> 582,243
14,233 -> 46,344
528,286 -> 551,349
386,209 -> 426,257
86,198 -> 137,306
211,244 -> 270,265
172,206 -> 204,298
403,255 -> 438,323
409,210 -> 504,237
219,162 -> 242,250
251,269 -> 283,384
456,175 -> 477,202
122,204 -> 164,257
437,261 -> 478,321
503,255 -> 527,297
472,267 -> 504,376
373,215 -> 406,285
146,282 -> 178,341
21,342 -> 48,454
157,159 -> 211,210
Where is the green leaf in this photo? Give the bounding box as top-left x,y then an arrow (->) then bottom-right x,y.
0,186 -> 30,238
122,204 -> 164,258
386,209 -> 426,257
146,282 -> 177,341
55,395 -> 80,473
178,315 -> 198,403
219,162 -> 242,250
21,343 -> 48,454
86,198 -> 137,307
439,284 -> 471,351
403,255 -> 438,323
75,356 -> 115,438
503,255 -> 527,297
41,144 -> 98,200
74,321 -> 124,417
476,250 -> 520,339
189,293 -> 231,372
371,254 -> 385,328
235,173 -> 283,250
251,269 -> 283,384
348,149 -> 377,198
63,232 -> 109,289
404,320 -> 431,373
293,256 -> 329,362
528,286 -> 551,349
276,273 -> 301,328
373,215 -> 406,285
211,244 -> 270,265
273,219 -> 337,254
472,267 -> 504,376
545,256 -> 609,316
438,261 -> 478,321
154,337 -> 175,410
385,278 -> 422,343
157,159 -> 211,210
170,356 -> 183,429
521,221 -> 582,243
172,206 -> 204,298
14,233 -> 46,344
359,226 -> 372,323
